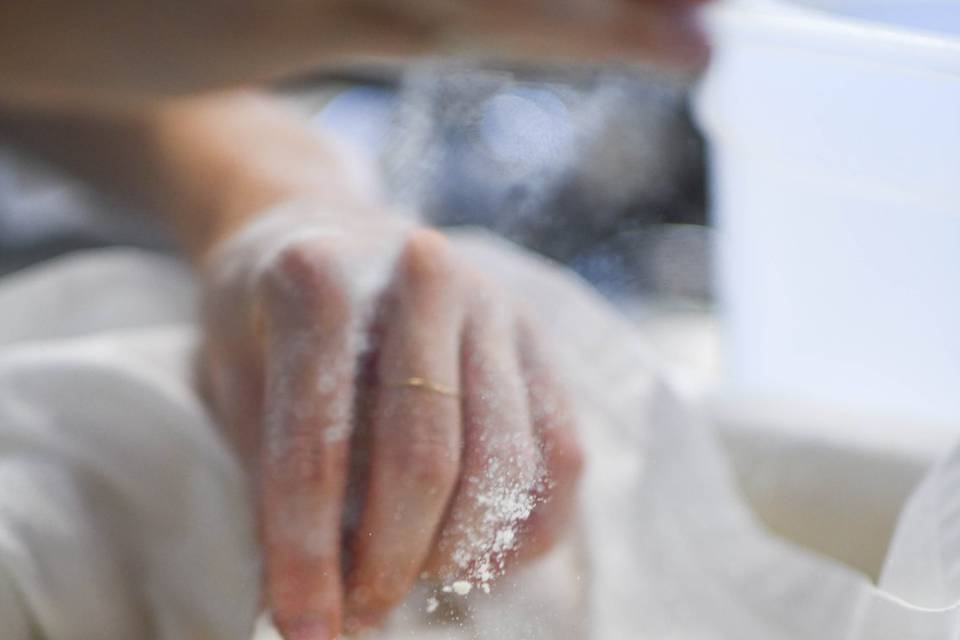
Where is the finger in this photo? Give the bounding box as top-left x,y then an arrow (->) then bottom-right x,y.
258,244 -> 356,640
345,230 -> 463,630
425,295 -> 541,591
511,317 -> 585,563
198,341 -> 265,466
198,267 -> 268,467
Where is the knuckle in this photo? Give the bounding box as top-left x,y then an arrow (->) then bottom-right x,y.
267,241 -> 339,291
545,429 -> 585,484
397,229 -> 457,294
266,449 -> 338,496
260,242 -> 351,323
389,436 -> 460,493
475,434 -> 541,487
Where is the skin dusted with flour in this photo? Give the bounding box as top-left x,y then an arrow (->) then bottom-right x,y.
201,203 -> 584,637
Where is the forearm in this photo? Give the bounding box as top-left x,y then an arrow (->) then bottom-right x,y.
0,1 -> 412,109
0,1 -> 705,109
0,92 -> 376,262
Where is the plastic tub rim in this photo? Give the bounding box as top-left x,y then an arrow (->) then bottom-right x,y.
705,1 -> 960,77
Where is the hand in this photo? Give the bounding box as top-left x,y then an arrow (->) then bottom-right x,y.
199,203 -> 584,639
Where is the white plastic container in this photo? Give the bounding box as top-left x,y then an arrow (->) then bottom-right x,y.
695,0 -> 960,425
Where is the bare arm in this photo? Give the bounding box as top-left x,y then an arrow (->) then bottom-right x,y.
0,92 -> 370,261
0,0 -> 706,108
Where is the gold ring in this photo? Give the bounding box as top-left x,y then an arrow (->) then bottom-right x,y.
389,377 -> 461,398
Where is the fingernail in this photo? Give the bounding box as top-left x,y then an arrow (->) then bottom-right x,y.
283,618 -> 331,640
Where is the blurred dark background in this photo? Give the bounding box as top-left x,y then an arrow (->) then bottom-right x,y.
1,66 -> 710,302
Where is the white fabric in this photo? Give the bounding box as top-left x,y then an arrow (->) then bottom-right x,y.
0,236 -> 959,639
0,250 -> 259,639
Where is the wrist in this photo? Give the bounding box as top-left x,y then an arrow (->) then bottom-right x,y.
199,171 -> 384,265
150,93 -> 383,264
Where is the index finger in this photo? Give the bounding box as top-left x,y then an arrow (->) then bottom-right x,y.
258,245 -> 357,640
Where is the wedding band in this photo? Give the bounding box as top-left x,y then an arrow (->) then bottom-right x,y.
389,377 -> 461,398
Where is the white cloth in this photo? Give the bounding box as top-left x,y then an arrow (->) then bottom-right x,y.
1,235 -> 960,639
0,250 -> 258,639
